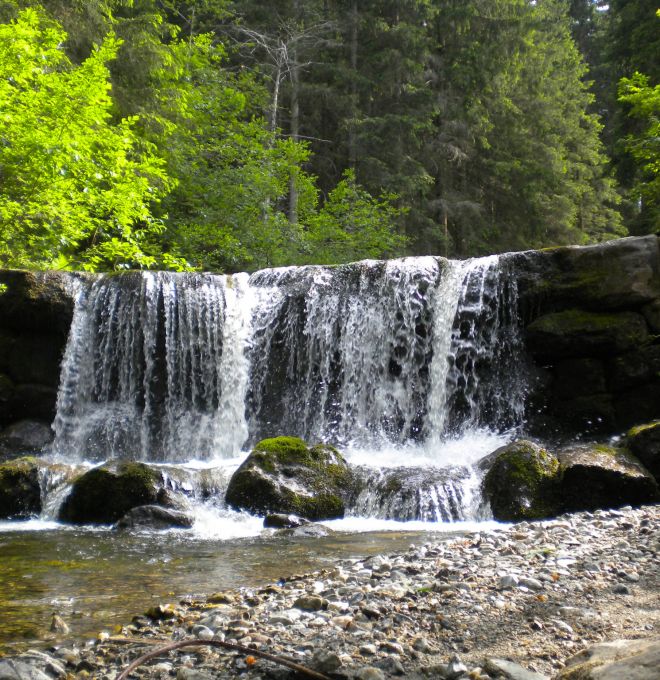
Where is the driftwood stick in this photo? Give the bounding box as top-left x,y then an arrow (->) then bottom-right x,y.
115,637 -> 332,680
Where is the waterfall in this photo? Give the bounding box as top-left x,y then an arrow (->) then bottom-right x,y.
51,272 -> 254,462
48,255 -> 527,521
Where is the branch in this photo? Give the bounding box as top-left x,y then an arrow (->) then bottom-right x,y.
115,638 -> 332,680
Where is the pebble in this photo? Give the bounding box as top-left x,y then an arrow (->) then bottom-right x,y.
3,504 -> 658,680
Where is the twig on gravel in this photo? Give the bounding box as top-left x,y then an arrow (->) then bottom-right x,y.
115,637 -> 332,680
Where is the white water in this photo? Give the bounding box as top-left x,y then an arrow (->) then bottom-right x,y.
37,254 -> 529,535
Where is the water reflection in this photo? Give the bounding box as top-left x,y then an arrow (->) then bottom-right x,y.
0,527 -> 460,652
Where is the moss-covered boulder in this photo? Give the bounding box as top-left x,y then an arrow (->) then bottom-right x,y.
225,437 -> 353,520
58,461 -> 163,525
626,421 -> 660,482
558,444 -> 659,512
481,440 -> 561,521
526,309 -> 649,360
0,456 -> 44,519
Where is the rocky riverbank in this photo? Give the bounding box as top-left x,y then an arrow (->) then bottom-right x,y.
1,504 -> 658,680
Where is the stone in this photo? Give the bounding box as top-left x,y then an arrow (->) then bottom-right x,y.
484,658 -> 549,680
553,358 -> 607,399
114,504 -> 194,530
607,346 -> 660,392
0,420 -> 53,462
355,668 -> 387,680
0,456 -> 43,519
59,460 -> 163,525
555,638 -> 660,680
176,669 -> 215,680
7,384 -> 58,424
293,595 -> 325,611
614,381 -> 660,429
558,444 -> 659,513
526,309 -> 649,361
225,437 -> 355,520
0,660 -> 52,680
311,650 -> 342,673
626,421 -> 660,481
263,513 -> 310,529
482,440 -> 561,521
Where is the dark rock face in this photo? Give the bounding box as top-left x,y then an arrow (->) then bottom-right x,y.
526,310 -> 649,360
225,436 -> 354,520
0,420 -> 53,462
263,513 -> 310,529
59,461 -> 163,525
114,504 -> 194,530
0,270 -> 78,430
482,440 -> 561,521
626,421 -> 660,482
558,444 -> 659,512
0,457 -> 43,519
512,235 -> 660,436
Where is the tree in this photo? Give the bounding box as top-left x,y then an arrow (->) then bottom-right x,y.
0,8 -> 178,270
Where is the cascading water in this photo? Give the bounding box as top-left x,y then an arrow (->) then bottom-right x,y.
46,254 -> 528,526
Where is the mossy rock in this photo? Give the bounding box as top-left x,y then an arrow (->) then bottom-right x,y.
0,456 -> 43,519
626,421 -> 660,482
526,309 -> 649,360
557,443 -> 659,512
59,460 -> 162,525
225,436 -> 354,521
482,440 -> 561,521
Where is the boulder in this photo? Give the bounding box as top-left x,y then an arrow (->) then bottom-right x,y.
526,309 -> 649,360
59,461 -> 163,525
558,444 -> 659,513
225,436 -> 354,520
0,456 -> 43,519
613,381 -> 660,429
0,270 -> 77,338
607,345 -> 660,392
7,384 -> 59,424
0,331 -> 64,388
0,420 -> 53,462
509,234 -> 660,313
481,440 -> 561,521
626,421 -> 660,481
554,637 -> 660,680
114,504 -> 194,530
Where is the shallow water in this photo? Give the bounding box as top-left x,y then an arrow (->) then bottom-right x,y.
0,521 -> 500,653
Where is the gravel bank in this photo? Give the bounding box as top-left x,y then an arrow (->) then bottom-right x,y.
2,505 -> 659,680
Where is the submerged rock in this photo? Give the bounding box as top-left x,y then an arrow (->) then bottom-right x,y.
0,456 -> 43,519
225,436 -> 354,520
482,440 -> 561,521
114,504 -> 194,530
558,444 -> 659,512
59,460 -> 163,525
626,420 -> 660,482
263,512 -> 310,529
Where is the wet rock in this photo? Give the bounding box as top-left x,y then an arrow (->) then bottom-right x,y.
0,456 -> 44,519
0,420 -> 53,462
226,437 -> 354,520
293,595 -> 325,611
482,440 -> 561,521
626,421 -> 660,481
558,444 -> 659,512
526,309 -> 649,361
59,460 -> 163,525
555,638 -> 660,679
114,504 -> 194,530
263,513 -> 310,529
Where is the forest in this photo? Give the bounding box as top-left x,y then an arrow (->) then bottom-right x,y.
0,0 -> 657,273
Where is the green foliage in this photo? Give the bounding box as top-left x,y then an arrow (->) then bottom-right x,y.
304,170 -> 406,264
0,8 -> 178,270
617,72 -> 660,226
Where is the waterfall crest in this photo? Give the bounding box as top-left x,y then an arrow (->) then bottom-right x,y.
51,255 -> 527,468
